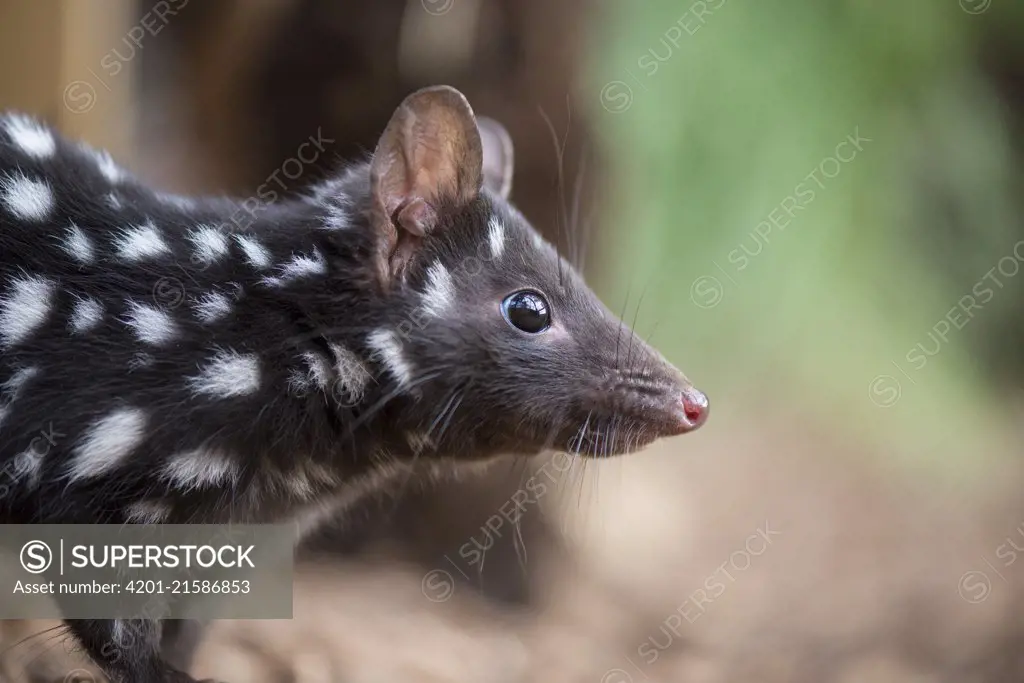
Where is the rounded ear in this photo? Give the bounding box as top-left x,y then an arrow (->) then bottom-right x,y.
478,116 -> 514,200
369,85 -> 483,285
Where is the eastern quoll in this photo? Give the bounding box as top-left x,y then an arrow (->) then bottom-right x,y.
0,86 -> 709,682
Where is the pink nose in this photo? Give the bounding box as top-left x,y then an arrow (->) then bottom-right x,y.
680,386 -> 709,430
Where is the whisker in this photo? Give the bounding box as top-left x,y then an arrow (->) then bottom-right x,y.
512,502 -> 528,575
560,94 -> 581,270
383,380 -> 469,523
638,320 -> 664,381
538,105 -> 569,287
576,425 -> 595,510
381,441 -> 422,526
434,388 -> 467,444
625,283 -> 650,369
425,384 -> 464,441
507,455 -> 533,576
569,143 -> 588,269
23,630 -> 80,674
578,194 -> 598,276
2,624 -> 74,679
615,277 -> 634,371
644,320 -> 662,348
567,411 -> 592,499
0,623 -> 68,661
567,411 -> 592,459
343,370 -> 443,435
477,516 -> 489,584
607,418 -> 619,459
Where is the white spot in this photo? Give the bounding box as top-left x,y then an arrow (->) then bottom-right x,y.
192,291 -> 232,323
262,249 -> 325,286
2,366 -> 38,396
329,342 -> 372,404
287,369 -> 311,396
0,275 -> 55,348
287,352 -> 341,398
263,249 -> 326,287
234,234 -> 272,269
488,218 -> 505,258
91,149 -> 124,183
69,296 -> 103,334
69,407 -> 148,481
113,222 -> 171,262
0,363 -> 30,429
10,447 -> 44,486
421,262 -> 455,318
110,620 -> 127,645
322,202 -> 350,231
3,114 -> 55,158
531,232 -> 545,249
1,173 -> 53,221
310,176 -> 344,202
1,367 -> 39,429
309,168 -> 361,206
61,224 -> 94,264
122,301 -> 178,345
154,191 -> 196,210
187,226 -> 229,266
105,192 -> 122,210
302,352 -> 333,390
188,349 -> 261,399
366,329 -> 412,389
163,447 -> 240,491
125,500 -> 170,523
286,347 -> 368,402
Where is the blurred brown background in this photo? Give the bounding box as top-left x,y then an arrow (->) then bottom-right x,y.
2,0 -> 1024,681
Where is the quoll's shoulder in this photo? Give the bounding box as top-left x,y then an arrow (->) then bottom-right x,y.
0,111 -> 122,181
0,111 -> 169,241
0,112 -> 245,258
0,113 -> 59,162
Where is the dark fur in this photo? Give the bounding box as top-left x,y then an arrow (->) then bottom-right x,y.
0,105 -> 702,682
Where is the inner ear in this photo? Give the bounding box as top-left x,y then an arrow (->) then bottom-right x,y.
478,117 -> 514,199
369,85 -> 484,285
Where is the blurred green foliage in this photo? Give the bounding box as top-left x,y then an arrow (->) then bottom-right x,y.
586,0 -> 1023,473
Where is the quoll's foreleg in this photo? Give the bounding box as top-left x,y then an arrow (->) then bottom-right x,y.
62,618 -> 200,683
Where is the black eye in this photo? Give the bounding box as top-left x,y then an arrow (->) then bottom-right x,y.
501,290 -> 551,333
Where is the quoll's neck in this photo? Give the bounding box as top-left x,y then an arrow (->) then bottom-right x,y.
244,167 -> 408,405
182,170 -> 431,517
140,172 -> 414,524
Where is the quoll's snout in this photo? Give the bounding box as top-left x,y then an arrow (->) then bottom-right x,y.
677,385 -> 710,433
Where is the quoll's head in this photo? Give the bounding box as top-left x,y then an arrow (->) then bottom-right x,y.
361,86 -> 708,459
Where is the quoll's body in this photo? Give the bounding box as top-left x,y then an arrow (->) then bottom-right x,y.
0,87 -> 707,682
